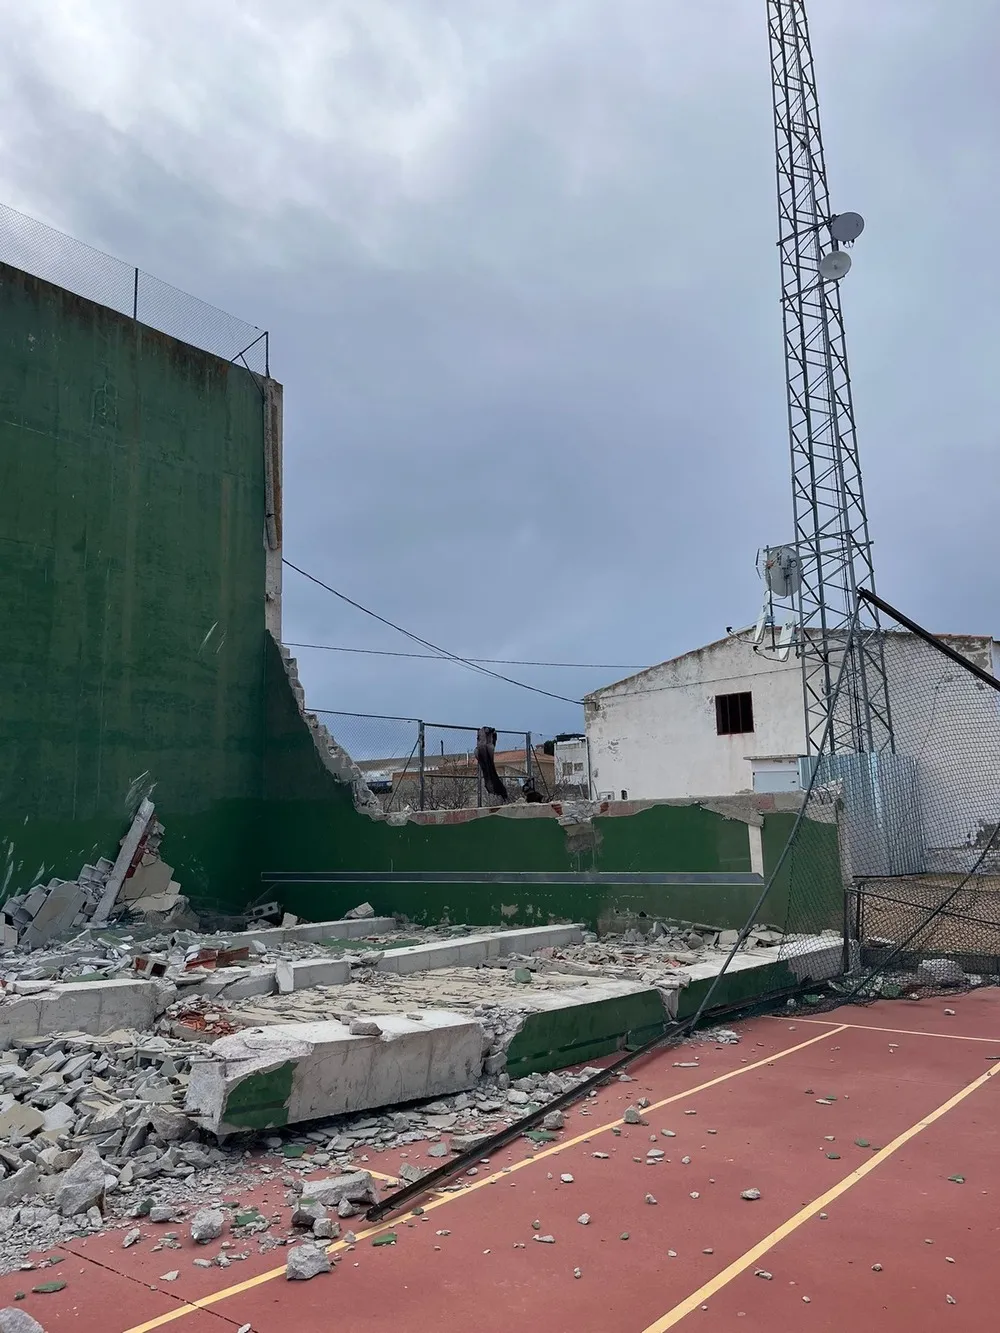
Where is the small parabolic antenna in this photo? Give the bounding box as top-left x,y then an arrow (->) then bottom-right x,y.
764,546 -> 803,599
830,210 -> 865,243
819,249 -> 852,282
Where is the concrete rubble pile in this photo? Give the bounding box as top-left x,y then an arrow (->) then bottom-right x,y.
0,802 -> 193,958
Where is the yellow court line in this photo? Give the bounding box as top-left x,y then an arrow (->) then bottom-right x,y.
120,1024 -> 845,1333
777,1015 -> 1000,1044
640,1058 -> 1000,1331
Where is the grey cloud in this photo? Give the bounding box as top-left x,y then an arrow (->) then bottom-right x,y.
1,0 -> 998,743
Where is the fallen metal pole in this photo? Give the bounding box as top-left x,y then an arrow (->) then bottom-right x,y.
364,979 -> 814,1223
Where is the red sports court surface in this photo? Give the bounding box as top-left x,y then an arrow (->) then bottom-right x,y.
3,993 -> 997,1333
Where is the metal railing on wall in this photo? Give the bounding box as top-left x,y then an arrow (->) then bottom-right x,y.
313,710 -> 554,814
0,201 -> 268,376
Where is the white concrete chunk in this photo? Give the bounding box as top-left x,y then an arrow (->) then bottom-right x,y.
275,958 -> 350,994
0,979 -> 163,1042
376,924 -> 584,976
218,917 -> 396,951
184,1011 -> 484,1137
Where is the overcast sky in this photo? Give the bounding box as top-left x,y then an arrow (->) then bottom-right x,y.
2,0 -> 998,756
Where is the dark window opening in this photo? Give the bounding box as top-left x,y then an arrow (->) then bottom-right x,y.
716,691 -> 754,735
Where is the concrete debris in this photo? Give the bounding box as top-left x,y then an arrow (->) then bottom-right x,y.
344,903 -> 375,920
190,1209 -> 224,1243
916,959 -> 967,987
0,809 -> 193,955
54,1149 -> 106,1217
0,1311 -> 46,1333
285,1244 -> 331,1280
741,1189 -> 761,1201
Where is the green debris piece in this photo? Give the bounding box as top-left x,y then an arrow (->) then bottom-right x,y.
854,1139 -> 871,1148
826,1153 -> 841,1160
13,1294 -> 24,1302
372,1232 -> 397,1247
881,983 -> 903,999
281,1144 -> 306,1159
412,1207 -> 424,1216
514,968 -> 533,985
948,1175 -> 965,1184
136,1198 -> 153,1217
620,1232 -> 630,1241
235,1210 -> 264,1227
524,1130 -> 557,1144
804,994 -> 824,1006
611,1127 -> 622,1137
32,1282 -> 67,1294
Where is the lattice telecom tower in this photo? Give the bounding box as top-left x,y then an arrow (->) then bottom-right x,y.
759,0 -> 894,758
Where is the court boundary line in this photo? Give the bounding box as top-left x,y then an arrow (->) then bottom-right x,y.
774,1015 -> 1000,1044
639,1058 -> 1000,1330
118,1025 -> 846,1333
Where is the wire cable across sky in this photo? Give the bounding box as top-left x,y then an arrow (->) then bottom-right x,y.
284,642 -> 648,671
282,559 -> 586,706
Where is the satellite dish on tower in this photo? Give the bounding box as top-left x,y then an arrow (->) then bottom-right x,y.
763,546 -> 802,599
830,211 -> 865,243
819,249 -> 852,281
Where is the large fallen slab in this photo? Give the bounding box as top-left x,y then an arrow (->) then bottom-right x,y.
184,1011 -> 485,1137
375,923 -> 584,976
0,978 -> 169,1041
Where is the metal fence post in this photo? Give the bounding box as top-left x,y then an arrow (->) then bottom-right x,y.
525,733 -> 533,783
132,267 -> 139,320
418,722 -> 426,811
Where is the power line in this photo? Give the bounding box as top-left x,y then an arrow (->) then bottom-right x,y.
284,642 -> 647,672
282,559 -> 583,707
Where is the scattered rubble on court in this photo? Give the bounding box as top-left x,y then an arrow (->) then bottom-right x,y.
2,885 -> 975,1276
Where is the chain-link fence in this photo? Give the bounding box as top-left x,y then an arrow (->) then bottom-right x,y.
755,593 -> 1000,1013
667,592 -> 1000,1039
0,202 -> 268,375
314,712 -> 554,813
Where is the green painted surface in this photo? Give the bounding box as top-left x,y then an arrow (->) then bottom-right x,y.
222,1059 -> 296,1130
276,878 -> 767,933
760,810 -> 843,933
262,634 -> 777,928
0,265 -> 267,908
504,989 -> 668,1078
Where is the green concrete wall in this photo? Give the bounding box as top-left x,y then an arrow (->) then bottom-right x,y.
0,264 -> 267,906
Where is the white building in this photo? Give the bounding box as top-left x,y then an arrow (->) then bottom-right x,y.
553,736 -> 591,796
585,628 -> 1000,874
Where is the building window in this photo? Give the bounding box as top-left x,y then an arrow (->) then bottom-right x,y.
716,691 -> 754,735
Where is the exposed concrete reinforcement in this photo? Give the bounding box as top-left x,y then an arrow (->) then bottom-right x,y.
0,978 -> 173,1042
184,1012 -> 484,1137
375,924 -> 584,976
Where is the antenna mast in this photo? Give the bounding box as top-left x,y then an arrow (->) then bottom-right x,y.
766,0 -> 894,757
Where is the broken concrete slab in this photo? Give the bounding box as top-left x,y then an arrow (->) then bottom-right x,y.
184,1011 -> 484,1137
275,958 -> 350,994
375,924 -> 585,976
0,979 -> 171,1042
217,917 -> 397,951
